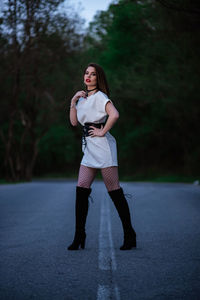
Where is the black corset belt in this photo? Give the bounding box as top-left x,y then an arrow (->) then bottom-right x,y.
82,122 -> 106,149
83,122 -> 105,137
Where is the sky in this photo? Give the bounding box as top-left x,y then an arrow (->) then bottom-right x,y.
0,0 -> 113,27
66,0 -> 113,27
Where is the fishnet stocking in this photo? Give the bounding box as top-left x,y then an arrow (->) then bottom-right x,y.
77,165 -> 97,188
101,166 -> 120,192
77,165 -> 120,191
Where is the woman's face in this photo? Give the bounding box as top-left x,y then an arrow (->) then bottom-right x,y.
84,66 -> 97,88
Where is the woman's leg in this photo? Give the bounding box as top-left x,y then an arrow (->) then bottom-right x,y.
68,165 -> 97,250
101,166 -> 120,191
78,165 -> 97,188
102,167 -> 136,250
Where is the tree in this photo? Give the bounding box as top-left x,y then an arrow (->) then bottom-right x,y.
84,0 -> 200,176
0,0 -> 84,181
156,0 -> 200,15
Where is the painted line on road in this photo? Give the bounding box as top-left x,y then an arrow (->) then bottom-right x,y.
97,285 -> 110,300
97,192 -> 120,300
97,284 -> 120,300
98,192 -> 116,271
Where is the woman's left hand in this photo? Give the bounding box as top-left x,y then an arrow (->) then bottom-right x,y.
88,125 -> 105,137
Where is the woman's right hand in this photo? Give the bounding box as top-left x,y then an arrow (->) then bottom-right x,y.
71,90 -> 86,104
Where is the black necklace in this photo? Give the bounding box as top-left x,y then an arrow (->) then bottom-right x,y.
86,87 -> 98,97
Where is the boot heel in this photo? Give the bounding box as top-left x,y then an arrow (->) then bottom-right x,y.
80,236 -> 86,249
120,240 -> 137,250
120,232 -> 137,250
68,233 -> 86,250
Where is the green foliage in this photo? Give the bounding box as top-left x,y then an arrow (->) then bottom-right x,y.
0,0 -> 84,181
1,0 -> 200,180
35,124 -> 80,174
85,0 -> 200,176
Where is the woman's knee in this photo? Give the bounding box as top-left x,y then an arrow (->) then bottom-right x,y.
103,179 -> 120,191
77,165 -> 97,188
77,178 -> 91,189
77,184 -> 91,189
101,168 -> 120,190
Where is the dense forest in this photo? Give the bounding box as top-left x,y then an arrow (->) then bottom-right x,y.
0,0 -> 200,182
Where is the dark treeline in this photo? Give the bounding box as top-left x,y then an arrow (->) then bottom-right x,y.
0,0 -> 200,181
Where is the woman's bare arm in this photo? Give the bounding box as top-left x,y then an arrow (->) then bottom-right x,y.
88,101 -> 119,137
69,90 -> 86,126
102,102 -> 119,134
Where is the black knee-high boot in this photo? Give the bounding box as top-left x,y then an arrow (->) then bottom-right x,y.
108,187 -> 136,250
68,186 -> 92,250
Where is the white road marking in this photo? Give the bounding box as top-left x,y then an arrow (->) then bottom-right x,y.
114,284 -> 121,300
97,285 -> 111,300
97,192 -> 120,300
97,284 -> 120,300
98,193 -> 116,271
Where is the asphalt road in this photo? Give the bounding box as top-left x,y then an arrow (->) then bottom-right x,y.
0,181 -> 200,300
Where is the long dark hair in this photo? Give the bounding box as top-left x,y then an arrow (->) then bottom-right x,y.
83,63 -> 110,97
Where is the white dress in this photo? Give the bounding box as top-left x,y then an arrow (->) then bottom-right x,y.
76,90 -> 118,168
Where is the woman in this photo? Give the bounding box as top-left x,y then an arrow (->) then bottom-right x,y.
68,63 -> 136,250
